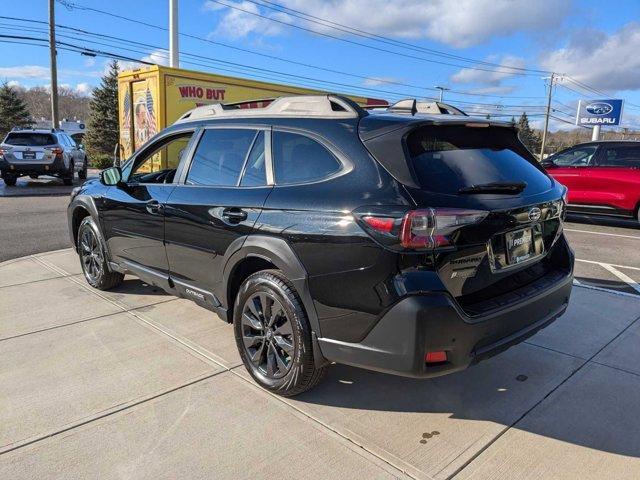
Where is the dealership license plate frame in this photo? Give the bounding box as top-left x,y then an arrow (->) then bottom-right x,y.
505,226 -> 543,266
22,151 -> 36,160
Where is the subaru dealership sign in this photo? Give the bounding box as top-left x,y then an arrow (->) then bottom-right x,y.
576,99 -> 624,126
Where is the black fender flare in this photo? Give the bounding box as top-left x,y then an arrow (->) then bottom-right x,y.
222,235 -> 322,338
67,194 -> 102,251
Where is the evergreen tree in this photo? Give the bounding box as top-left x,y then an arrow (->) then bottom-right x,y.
84,60 -> 119,160
517,112 -> 541,153
0,82 -> 33,139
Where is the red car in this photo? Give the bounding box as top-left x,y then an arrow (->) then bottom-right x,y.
544,141 -> 640,223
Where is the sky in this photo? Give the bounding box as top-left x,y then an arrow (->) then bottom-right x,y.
2,0 -> 640,131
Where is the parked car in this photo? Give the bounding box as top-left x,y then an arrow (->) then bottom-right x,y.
543,141 -> 640,223
0,128 -> 88,186
67,95 -> 573,396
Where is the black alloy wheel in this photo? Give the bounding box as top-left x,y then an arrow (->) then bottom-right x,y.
241,292 -> 294,379
80,227 -> 104,284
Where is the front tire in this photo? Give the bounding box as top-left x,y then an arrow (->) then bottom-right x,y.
77,216 -> 123,290
234,270 -> 327,396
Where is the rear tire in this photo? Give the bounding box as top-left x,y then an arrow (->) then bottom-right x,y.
77,216 -> 124,290
63,161 -> 74,186
78,160 -> 87,180
234,270 -> 327,396
2,173 -> 17,186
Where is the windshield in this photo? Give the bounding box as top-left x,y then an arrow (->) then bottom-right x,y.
4,132 -> 56,146
405,125 -> 553,195
550,146 -> 597,166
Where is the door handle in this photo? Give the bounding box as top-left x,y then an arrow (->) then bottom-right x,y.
146,200 -> 164,215
222,207 -> 248,224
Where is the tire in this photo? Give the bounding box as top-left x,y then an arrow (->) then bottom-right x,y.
77,216 -> 124,290
63,161 -> 74,186
29,174 -> 39,179
234,270 -> 327,396
2,173 -> 17,186
78,159 -> 87,180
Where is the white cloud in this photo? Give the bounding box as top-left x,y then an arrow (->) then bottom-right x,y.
205,0 -> 570,47
362,76 -> 401,87
84,57 -> 96,67
0,65 -> 49,79
542,23 -> 640,92
141,50 -> 170,66
466,85 -> 518,95
205,1 -> 291,39
75,82 -> 93,96
451,55 -> 526,85
7,80 -> 21,88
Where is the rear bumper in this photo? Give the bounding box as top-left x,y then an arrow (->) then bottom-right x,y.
0,158 -> 67,175
318,266 -> 573,378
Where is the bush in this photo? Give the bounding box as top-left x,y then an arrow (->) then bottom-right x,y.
90,154 -> 114,170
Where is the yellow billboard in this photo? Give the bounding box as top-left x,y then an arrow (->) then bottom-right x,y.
118,65 -> 388,162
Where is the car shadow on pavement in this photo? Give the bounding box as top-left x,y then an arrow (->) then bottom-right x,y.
290,345 -> 640,460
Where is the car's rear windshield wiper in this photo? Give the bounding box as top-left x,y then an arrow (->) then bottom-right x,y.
458,181 -> 527,194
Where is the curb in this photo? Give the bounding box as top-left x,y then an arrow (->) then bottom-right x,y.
0,248 -> 73,268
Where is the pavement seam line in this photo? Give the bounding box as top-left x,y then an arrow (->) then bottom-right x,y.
572,281 -> 640,299
0,298 -> 179,343
0,371 -> 225,456
0,272 -> 74,290
448,312 -> 640,480
33,255 -> 421,479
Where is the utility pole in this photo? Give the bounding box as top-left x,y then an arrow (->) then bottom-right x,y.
48,0 -> 59,129
169,0 -> 179,68
539,73 -> 555,161
434,86 -> 450,102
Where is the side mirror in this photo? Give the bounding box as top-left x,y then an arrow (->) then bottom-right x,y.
100,166 -> 122,186
78,143 -> 85,151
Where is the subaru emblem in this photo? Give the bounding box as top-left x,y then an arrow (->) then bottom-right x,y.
528,207 -> 542,222
585,102 -> 613,115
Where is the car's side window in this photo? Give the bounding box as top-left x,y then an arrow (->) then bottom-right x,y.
240,131 -> 266,187
186,129 -> 257,186
272,131 -> 341,185
598,146 -> 640,168
57,134 -> 69,147
129,132 -> 194,184
552,146 -> 598,167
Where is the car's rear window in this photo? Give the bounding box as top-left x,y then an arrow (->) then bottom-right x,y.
405,125 -> 552,194
4,132 -> 56,146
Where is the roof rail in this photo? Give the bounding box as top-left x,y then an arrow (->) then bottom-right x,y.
387,99 -> 467,116
174,94 -> 366,124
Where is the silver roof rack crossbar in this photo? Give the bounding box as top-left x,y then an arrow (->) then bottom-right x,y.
387,99 -> 467,116
174,94 -> 366,124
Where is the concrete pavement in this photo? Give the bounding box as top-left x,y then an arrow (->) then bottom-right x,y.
1,249 -> 640,479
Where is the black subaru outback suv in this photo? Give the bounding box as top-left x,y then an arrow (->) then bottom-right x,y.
68,95 -> 573,396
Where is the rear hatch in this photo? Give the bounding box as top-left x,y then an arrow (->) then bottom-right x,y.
359,119 -> 569,315
1,132 -> 58,162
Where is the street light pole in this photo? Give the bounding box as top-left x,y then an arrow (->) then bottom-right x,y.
169,0 -> 179,68
48,0 -> 59,129
434,86 -> 450,102
539,73 -> 555,161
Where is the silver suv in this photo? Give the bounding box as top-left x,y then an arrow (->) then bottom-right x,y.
0,128 -> 88,186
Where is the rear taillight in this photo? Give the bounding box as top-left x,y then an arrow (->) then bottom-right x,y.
48,147 -> 63,157
400,208 -> 488,249
359,207 -> 488,251
0,147 -> 8,157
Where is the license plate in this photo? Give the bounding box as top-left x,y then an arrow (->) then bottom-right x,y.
505,227 -> 536,265
23,152 -> 36,159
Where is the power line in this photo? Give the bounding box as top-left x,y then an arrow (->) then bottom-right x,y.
247,0 -> 550,74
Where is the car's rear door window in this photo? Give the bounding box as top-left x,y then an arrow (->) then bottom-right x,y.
4,133 -> 56,146
240,131 -> 267,187
405,125 -> 552,195
598,145 -> 640,168
272,131 -> 341,185
186,129 -> 257,186
552,146 -> 598,166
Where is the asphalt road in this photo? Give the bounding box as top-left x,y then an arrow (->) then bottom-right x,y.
0,195 -> 71,262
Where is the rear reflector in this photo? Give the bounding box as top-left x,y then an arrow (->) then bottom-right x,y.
425,351 -> 447,363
